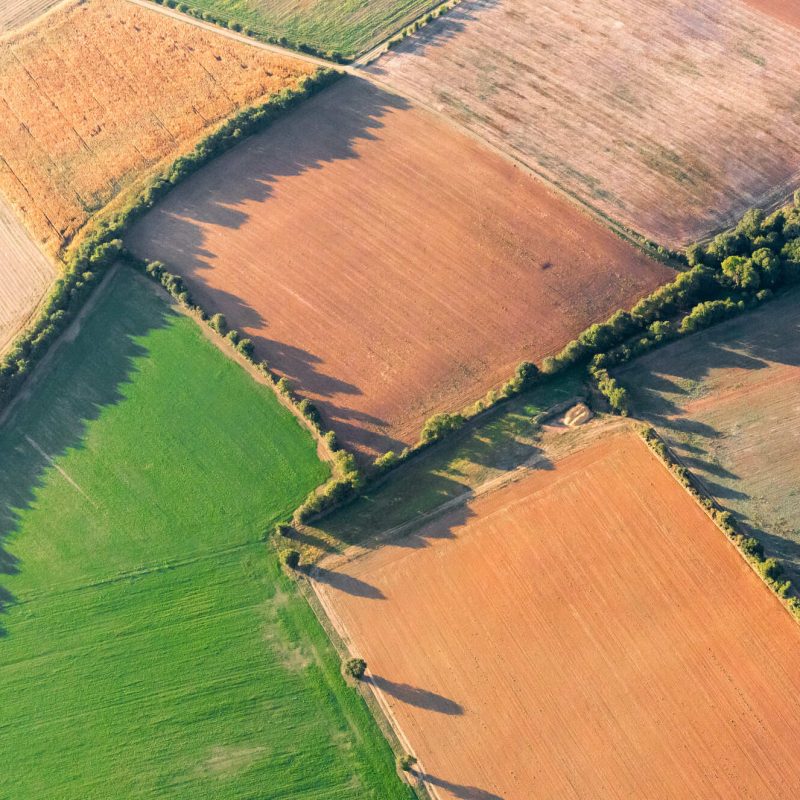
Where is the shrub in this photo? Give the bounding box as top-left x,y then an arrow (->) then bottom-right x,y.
344,657 -> 367,679
398,754 -> 417,772
281,549 -> 300,570
373,450 -> 400,471
275,523 -> 294,538
236,338 -> 254,358
420,412 -> 465,444
209,312 -> 227,334
226,329 -> 240,346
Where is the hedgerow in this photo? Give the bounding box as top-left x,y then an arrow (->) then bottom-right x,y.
0,69 -> 341,416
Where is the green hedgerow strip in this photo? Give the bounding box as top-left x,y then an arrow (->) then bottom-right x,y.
0,69 -> 341,416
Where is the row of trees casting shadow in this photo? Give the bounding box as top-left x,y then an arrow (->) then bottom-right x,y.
621,295 -> 800,578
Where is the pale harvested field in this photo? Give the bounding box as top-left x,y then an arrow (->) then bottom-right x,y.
618,290 -> 800,580
127,78 -> 671,462
0,0 -> 63,33
316,430 -> 800,799
367,0 -> 800,247
0,196 -> 55,352
0,0 -> 314,252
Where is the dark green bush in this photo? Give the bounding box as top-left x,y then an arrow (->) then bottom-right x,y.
344,657 -> 367,679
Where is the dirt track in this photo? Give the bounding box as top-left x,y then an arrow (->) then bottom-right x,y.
315,430 -> 800,799
367,0 -> 800,247
127,77 -> 670,462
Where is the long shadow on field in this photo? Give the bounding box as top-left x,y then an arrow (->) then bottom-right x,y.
371,675 -> 463,715
616,291 -> 800,579
366,0 -> 501,73
413,770 -> 503,800
312,566 -> 386,599
126,77 -> 415,462
0,268 -> 172,637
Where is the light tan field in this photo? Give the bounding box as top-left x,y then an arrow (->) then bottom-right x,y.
127,78 -> 671,463
0,0 -> 314,252
0,0 -> 63,34
368,0 -> 800,247
316,430 -> 800,799
0,197 -> 55,351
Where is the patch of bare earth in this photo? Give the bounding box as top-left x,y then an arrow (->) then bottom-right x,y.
0,0 -> 314,252
127,77 -> 671,463
315,430 -> 800,799
367,0 -> 800,247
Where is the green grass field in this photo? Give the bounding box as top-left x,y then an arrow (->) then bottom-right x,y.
164,0 -> 439,57
302,370 -> 586,560
0,268 -> 411,799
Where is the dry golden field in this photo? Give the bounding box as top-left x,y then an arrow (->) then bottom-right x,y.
0,0 -> 314,252
368,0 -> 800,247
316,429 -> 800,799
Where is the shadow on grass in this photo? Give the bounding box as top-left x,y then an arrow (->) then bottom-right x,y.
616,293 -> 800,577
0,268 -> 174,637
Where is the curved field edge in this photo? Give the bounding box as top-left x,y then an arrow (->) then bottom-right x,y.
0,266 -> 411,799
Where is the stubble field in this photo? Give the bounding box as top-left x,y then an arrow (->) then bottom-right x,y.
0,267 -> 410,799
0,0 -> 63,33
367,0 -> 800,247
160,0 -> 440,57
0,0 -> 314,252
128,77 -> 670,462
617,289 -> 800,580
316,429 -> 800,799
0,196 -> 54,351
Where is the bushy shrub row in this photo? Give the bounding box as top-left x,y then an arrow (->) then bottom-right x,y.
386,0 -> 464,51
640,426 -> 799,619
149,0 -> 352,62
0,70 -> 340,416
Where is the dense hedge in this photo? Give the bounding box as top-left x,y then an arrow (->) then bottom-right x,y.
640,426 -> 799,620
0,70 -> 340,416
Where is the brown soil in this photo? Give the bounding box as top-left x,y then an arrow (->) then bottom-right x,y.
127,77 -> 670,462
367,0 -> 800,247
315,430 -> 800,799
0,0 -> 314,252
744,0 -> 800,29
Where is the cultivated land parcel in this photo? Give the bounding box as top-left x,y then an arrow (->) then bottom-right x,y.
368,0 -> 800,246
0,0 -> 314,252
155,0 -> 441,58
128,77 -> 670,462
0,267 -> 410,799
316,429 -> 800,799
617,289 -> 800,581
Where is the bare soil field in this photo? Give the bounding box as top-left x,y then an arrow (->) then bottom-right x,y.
744,0 -> 800,29
367,0 -> 800,247
617,289 -> 800,580
315,429 -> 800,799
127,77 -> 670,462
0,0 -> 313,252
0,196 -> 55,352
0,0 -> 63,33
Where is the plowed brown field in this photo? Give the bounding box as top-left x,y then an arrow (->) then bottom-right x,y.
745,0 -> 800,29
367,0 -> 800,247
0,0 -> 313,251
127,78 -> 671,462
0,195 -> 54,352
315,430 -> 800,799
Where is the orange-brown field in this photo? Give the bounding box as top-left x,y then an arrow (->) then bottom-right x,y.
0,0 -> 313,252
127,78 -> 671,462
315,430 -> 800,799
0,196 -> 54,352
368,0 -> 800,247
744,0 -> 800,29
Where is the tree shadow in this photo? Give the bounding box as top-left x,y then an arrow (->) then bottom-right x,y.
126,77 -> 415,463
371,675 -> 463,715
312,566 -> 386,599
0,267 -> 174,639
413,770 -> 503,800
